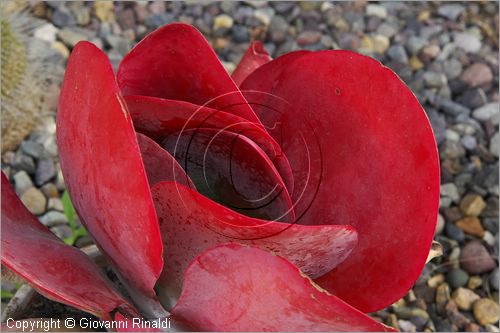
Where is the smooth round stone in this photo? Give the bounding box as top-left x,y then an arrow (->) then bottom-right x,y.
460,241 -> 496,274
447,268 -> 469,289
473,298 -> 499,326
452,287 -> 480,311
13,171 -> 33,195
20,187 -> 47,215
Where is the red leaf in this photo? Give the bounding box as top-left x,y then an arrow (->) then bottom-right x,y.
241,50 -> 440,312
161,128 -> 294,222
152,182 -> 357,309
240,50 -> 310,112
1,173 -> 134,319
124,95 -> 281,162
171,244 -> 396,332
117,23 -> 261,125
137,133 -> 194,188
231,41 -> 272,86
56,42 -> 163,310
125,94 -> 294,194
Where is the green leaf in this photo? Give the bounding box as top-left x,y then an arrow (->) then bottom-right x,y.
61,191 -> 88,246
1,290 -> 13,299
62,190 -> 76,228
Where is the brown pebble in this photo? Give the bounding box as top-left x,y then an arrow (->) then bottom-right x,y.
461,63 -> 494,87
427,274 -> 445,288
467,275 -> 483,290
20,187 -> 46,215
473,298 -> 499,325
436,283 -> 450,315
460,194 -> 487,216
455,216 -> 485,237
460,241 -> 496,274
452,287 -> 480,311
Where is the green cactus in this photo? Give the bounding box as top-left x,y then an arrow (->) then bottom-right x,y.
1,5 -> 63,153
1,19 -> 27,101
1,12 -> 37,152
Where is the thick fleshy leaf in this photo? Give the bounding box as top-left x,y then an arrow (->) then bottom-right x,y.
1,173 -> 134,319
241,50 -> 310,99
137,133 -> 193,188
125,95 -> 276,159
231,41 -> 272,86
117,23 -> 261,125
125,95 -> 294,194
171,244 -> 395,332
242,50 -> 440,312
152,182 -> 357,309
162,128 -> 294,222
56,42 -> 163,312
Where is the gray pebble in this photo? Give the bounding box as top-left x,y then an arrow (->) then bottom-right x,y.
387,44 -> 408,63
20,141 -> 45,159
443,58 -> 462,80
441,183 -> 460,202
454,32 -> 481,53
52,7 -> 77,27
436,97 -> 470,116
47,197 -> 64,212
437,4 -> 465,20
426,108 -> 446,144
420,25 -> 443,39
377,22 -> 398,38
436,214 -> 445,235
269,15 -> 288,43
35,159 -> 57,186
447,268 -> 469,288
445,222 -> 465,242
13,153 -> 36,174
472,103 -> 499,122
406,36 -> 426,55
40,211 -> 69,227
482,217 -> 499,234
13,171 -> 33,195
232,25 -> 249,42
50,225 -> 73,239
34,23 -> 59,43
366,4 -> 387,19
460,135 -> 477,151
398,319 -> 416,332
105,35 -> 131,56
423,72 -> 447,88
145,13 -> 175,29
458,88 -> 488,109
57,27 -> 89,47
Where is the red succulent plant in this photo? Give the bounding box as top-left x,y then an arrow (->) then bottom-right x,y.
1,23 -> 440,331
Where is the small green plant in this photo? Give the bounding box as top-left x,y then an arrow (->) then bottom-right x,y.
61,191 -> 88,246
1,282 -> 22,301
